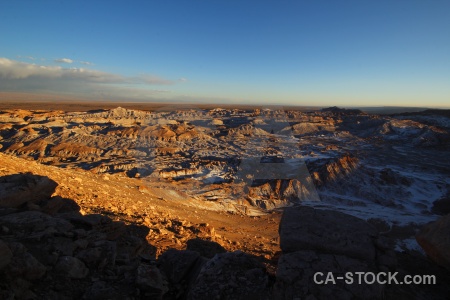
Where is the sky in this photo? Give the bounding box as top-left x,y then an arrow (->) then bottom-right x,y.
0,0 -> 449,107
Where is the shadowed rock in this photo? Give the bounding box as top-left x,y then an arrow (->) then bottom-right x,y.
186,238 -> 227,258
0,174 -> 157,299
136,264 -> 168,299
275,206 -> 391,300
187,251 -> 270,300
55,256 -> 89,279
431,194 -> 450,215
274,250 -> 384,300
416,214 -> 450,271
0,173 -> 57,208
157,248 -> 206,298
158,249 -> 201,284
279,206 -> 378,261
0,210 -> 74,236
0,239 -> 12,271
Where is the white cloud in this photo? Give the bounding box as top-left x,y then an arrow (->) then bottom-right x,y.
0,58 -> 178,85
79,61 -> 93,65
0,58 -> 62,79
0,58 -> 180,101
179,77 -> 188,82
0,58 -> 123,83
55,58 -> 73,64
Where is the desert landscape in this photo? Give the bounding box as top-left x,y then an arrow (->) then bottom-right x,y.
1,101 -> 450,299
2,0 -> 450,298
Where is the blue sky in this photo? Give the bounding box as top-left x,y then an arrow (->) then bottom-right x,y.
0,0 -> 449,107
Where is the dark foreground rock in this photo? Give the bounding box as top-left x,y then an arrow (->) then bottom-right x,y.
279,206 -> 379,261
416,213 -> 450,271
274,250 -> 383,299
274,206 -> 397,300
186,238 -> 227,259
1,173 -> 449,299
187,251 -> 271,300
0,174 -> 260,299
0,173 -> 57,208
431,193 -> 450,215
0,174 -> 156,299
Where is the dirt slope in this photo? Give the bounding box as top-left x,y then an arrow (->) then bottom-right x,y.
0,152 -> 281,258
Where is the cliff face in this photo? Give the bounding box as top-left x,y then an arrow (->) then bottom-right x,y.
309,155 -> 359,186
246,179 -> 314,209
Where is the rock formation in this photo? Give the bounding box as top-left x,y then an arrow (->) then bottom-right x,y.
274,206 -> 396,299
416,214 -> 450,271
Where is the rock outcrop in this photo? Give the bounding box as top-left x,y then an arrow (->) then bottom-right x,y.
279,206 -> 378,261
274,206 -> 397,300
431,192 -> 450,215
247,179 -> 311,209
309,155 -> 359,186
0,173 -> 57,208
0,174 -> 162,299
416,214 -> 450,271
187,251 -> 271,300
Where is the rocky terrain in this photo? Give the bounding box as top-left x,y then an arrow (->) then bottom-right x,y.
1,168 -> 449,299
0,106 -> 448,221
1,104 -> 450,299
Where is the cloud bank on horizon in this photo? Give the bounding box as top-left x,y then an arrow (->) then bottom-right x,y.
1,54 -> 449,107
0,57 -> 183,101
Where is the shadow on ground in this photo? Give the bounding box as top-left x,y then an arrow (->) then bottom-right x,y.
1,173 -> 449,299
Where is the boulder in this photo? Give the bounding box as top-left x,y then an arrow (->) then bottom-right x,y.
186,238 -> 227,258
83,281 -> 120,300
49,236 -> 76,257
158,249 -> 201,284
275,207 -> 392,299
157,249 -> 207,299
76,247 -> 104,268
273,250 -> 384,300
416,214 -> 450,271
40,196 -> 81,215
55,256 -> 89,279
136,263 -> 168,299
7,242 -> 47,280
431,194 -> 450,215
191,223 -> 215,238
279,206 -> 377,261
0,210 -> 73,236
0,174 -> 57,208
77,240 -> 116,269
187,251 -> 270,300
